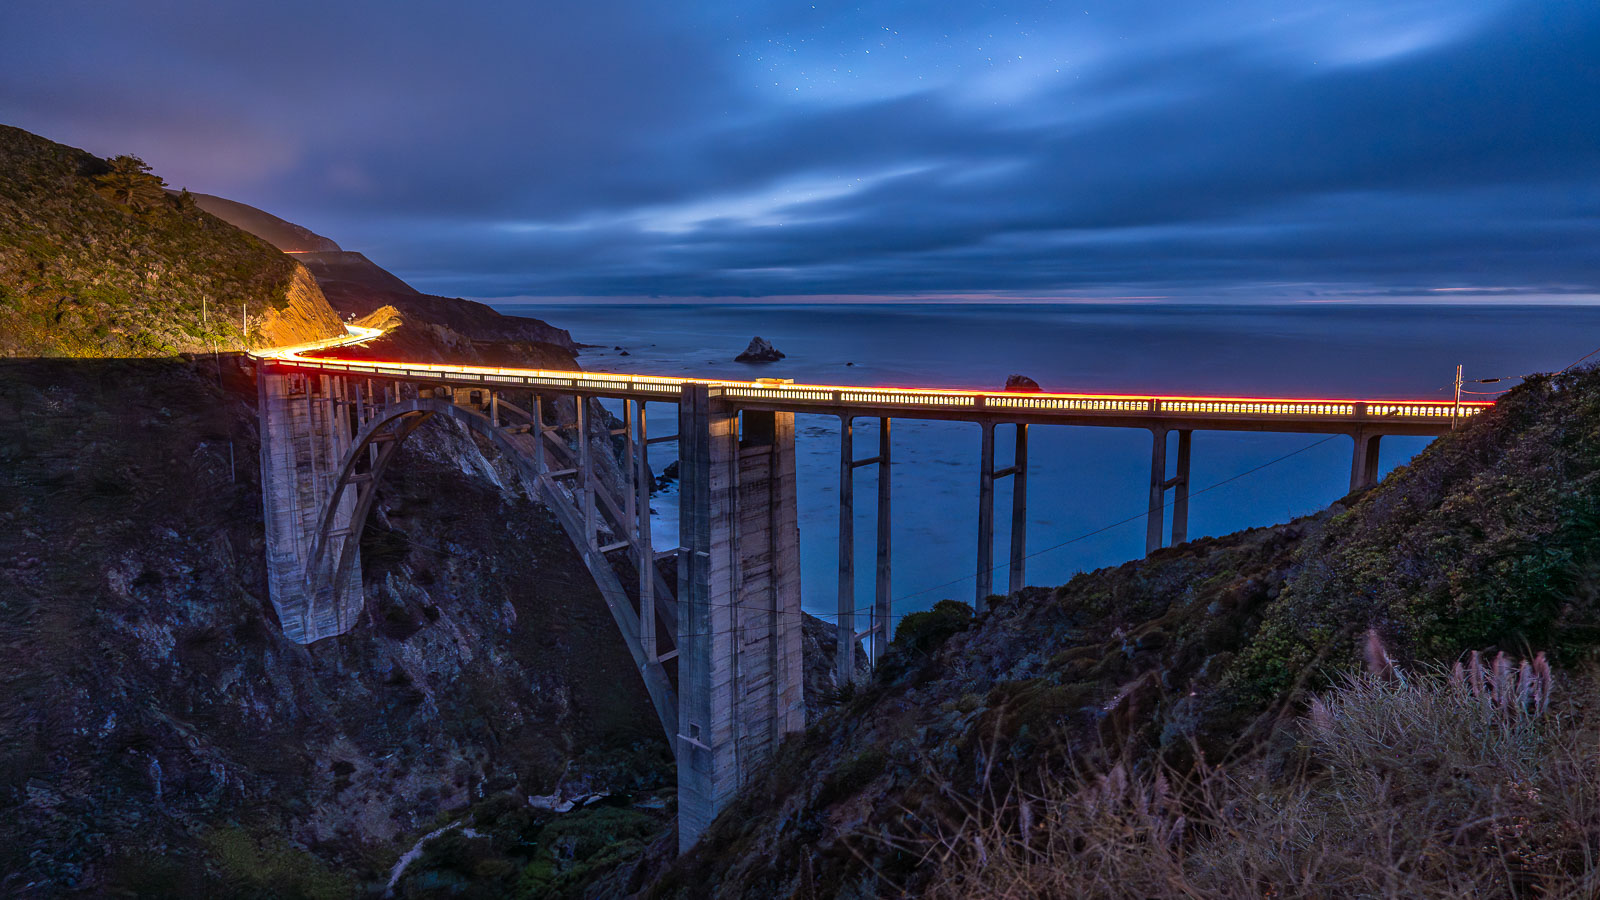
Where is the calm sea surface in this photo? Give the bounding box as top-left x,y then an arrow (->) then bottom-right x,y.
495,302 -> 1600,626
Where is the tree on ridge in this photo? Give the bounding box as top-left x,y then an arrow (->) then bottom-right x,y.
94,155 -> 168,213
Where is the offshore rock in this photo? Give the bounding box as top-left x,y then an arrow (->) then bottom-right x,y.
735,336 -> 785,363
1004,373 -> 1043,392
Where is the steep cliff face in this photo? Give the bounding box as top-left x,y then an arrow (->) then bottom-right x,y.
257,263 -> 349,348
0,125 -> 345,357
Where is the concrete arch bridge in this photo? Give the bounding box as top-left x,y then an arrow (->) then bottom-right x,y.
251,328 -> 1489,850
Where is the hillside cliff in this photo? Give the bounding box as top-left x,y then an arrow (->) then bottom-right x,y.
0,125 -> 344,356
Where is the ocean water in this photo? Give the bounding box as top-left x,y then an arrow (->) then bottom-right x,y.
495,301 -> 1600,626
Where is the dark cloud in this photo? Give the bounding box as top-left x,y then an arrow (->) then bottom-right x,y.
1,0 -> 1595,298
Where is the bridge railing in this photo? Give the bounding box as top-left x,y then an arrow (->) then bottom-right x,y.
261,353 -> 1491,424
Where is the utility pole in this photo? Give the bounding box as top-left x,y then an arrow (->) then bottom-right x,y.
1451,364 -> 1463,430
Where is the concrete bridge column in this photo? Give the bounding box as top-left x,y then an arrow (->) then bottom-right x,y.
257,365 -> 364,643
976,422 -> 996,610
1145,428 -> 1194,553
1146,427 -> 1168,555
677,388 -> 805,853
1008,424 -> 1028,594
872,417 -> 892,666
837,415 -> 855,681
1350,432 -> 1383,491
576,395 -> 595,548
635,402 -> 657,661
1171,429 -> 1192,546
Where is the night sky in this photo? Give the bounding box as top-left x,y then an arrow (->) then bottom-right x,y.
2,0 -> 1597,300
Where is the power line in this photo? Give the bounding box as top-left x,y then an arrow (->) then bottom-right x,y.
1560,344 -> 1600,374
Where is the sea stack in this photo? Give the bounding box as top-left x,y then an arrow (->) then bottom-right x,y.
736,336 -> 786,362
1003,373 -> 1043,392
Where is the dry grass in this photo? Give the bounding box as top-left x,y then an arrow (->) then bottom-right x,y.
897,648 -> 1600,899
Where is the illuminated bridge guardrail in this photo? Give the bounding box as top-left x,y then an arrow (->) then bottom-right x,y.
261,355 -> 1490,428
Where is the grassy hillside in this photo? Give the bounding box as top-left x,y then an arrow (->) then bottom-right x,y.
631,365 -> 1600,898
0,124 -> 342,356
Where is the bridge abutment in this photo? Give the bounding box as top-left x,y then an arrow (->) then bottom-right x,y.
258,364 -> 364,643
677,389 -> 806,852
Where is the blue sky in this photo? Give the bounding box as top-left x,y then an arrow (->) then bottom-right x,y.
1,0 -> 1596,299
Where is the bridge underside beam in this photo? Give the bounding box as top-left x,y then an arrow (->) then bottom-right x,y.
677,390 -> 805,853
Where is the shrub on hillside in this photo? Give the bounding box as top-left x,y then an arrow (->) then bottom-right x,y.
877,600 -> 975,681
906,653 -> 1600,899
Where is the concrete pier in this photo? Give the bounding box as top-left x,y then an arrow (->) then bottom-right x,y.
837,415 -> 855,681
1008,424 -> 1028,594
976,422 -> 996,609
1171,430 -> 1192,545
1146,427 -> 1195,553
1350,432 -> 1383,491
676,390 -> 805,853
872,417 -> 892,665
258,364 -> 363,643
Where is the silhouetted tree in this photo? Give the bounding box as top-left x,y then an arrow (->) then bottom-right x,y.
95,155 -> 167,212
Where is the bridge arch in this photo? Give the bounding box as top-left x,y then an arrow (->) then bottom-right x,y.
303,396 -> 680,751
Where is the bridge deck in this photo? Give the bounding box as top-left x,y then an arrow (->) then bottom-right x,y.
252,328 -> 1491,436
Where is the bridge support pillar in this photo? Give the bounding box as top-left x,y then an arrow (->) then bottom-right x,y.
634,402 -> 656,661
1350,432 -> 1382,491
1146,427 -> 1168,555
1008,424 -> 1028,595
976,422 -> 996,610
1145,428 -> 1194,552
257,364 -> 364,643
838,416 -> 855,681
1171,429 -> 1192,546
872,418 -> 892,666
677,388 -> 805,853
